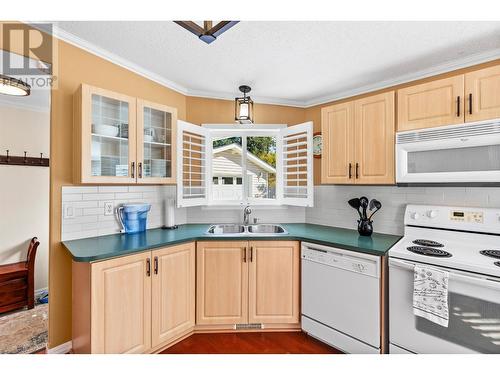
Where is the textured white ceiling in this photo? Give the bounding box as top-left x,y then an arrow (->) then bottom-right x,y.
53,21 -> 500,106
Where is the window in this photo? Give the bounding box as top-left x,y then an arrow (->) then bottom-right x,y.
177,122 -> 313,207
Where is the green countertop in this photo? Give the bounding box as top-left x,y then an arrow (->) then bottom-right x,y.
62,223 -> 401,262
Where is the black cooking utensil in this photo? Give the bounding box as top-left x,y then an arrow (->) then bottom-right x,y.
368,199 -> 382,219
359,196 -> 369,219
348,198 -> 363,219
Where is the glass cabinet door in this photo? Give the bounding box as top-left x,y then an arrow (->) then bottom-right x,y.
137,100 -> 177,184
79,85 -> 137,183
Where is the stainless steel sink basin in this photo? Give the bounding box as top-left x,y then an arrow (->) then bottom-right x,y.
205,224 -> 288,236
206,224 -> 246,234
247,224 -> 287,234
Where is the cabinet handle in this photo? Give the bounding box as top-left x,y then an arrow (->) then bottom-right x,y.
243,247 -> 247,263
250,247 -> 253,262
469,93 -> 473,115
355,163 -> 359,179
153,256 -> 158,275
146,258 -> 151,277
138,162 -> 143,178
348,163 -> 352,179
457,96 -> 460,117
131,161 -> 135,178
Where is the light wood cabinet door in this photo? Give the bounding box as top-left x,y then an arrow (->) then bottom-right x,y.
137,99 -> 177,184
248,241 -> 300,324
196,241 -> 249,325
354,91 -> 395,184
151,243 -> 195,348
91,252 -> 151,353
397,75 -> 464,131
321,102 -> 355,184
465,65 -> 500,122
74,84 -> 137,184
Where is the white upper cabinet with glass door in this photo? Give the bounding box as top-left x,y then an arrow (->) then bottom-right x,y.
137,100 -> 177,184
177,122 -> 314,208
74,84 -> 137,184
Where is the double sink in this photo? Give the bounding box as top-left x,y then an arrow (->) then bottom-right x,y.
206,224 -> 288,236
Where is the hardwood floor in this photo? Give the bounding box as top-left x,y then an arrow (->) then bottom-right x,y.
160,332 -> 342,354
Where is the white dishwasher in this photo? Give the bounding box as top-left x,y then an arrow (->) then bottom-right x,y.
301,242 -> 381,354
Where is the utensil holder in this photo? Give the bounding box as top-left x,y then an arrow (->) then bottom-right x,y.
357,219 -> 373,236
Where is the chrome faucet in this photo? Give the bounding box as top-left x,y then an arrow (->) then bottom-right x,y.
243,205 -> 252,225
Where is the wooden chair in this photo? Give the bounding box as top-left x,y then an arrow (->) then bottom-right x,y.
0,237 -> 39,314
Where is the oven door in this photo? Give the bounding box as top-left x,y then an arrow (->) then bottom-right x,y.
389,258 -> 500,354
396,120 -> 500,183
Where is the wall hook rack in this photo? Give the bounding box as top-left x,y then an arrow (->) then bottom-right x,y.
0,150 -> 49,167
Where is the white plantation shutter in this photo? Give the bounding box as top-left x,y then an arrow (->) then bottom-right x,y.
177,120 -> 211,207
279,121 -> 314,207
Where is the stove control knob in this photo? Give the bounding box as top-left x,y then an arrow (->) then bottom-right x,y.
410,212 -> 420,220
427,210 -> 438,219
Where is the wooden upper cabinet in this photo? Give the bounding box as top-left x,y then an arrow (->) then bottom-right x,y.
74,84 -> 137,184
465,65 -> 500,122
248,241 -> 300,324
354,91 -> 395,184
137,99 -> 177,184
196,241 -> 249,325
73,84 -> 177,184
90,252 -> 151,354
321,102 -> 355,184
397,75 -> 464,131
151,243 -> 195,348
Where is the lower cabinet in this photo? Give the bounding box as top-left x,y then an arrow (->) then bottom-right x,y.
151,243 -> 195,347
72,240 -> 300,353
196,240 -> 300,327
72,242 -> 195,354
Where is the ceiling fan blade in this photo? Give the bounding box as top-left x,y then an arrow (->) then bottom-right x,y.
174,21 -> 205,37
209,21 -> 239,38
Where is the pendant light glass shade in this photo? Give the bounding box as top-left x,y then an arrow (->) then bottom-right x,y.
0,74 -> 31,96
235,85 -> 254,124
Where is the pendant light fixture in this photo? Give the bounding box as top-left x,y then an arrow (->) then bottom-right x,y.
0,74 -> 31,96
235,85 -> 254,124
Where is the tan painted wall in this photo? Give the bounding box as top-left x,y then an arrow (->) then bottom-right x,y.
48,40 -> 187,348
186,96 -> 305,125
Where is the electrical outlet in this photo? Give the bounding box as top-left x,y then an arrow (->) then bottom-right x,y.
104,202 -> 114,216
63,203 -> 75,219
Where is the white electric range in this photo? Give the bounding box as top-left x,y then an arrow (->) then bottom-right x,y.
389,204 -> 500,354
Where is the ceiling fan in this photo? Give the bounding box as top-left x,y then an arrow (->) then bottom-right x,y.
174,21 -> 239,44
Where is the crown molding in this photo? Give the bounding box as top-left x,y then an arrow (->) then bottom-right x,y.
41,24 -> 500,109
51,25 -> 190,96
48,25 -> 305,107
303,47 -> 500,108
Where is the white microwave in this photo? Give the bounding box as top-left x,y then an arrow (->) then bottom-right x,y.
396,118 -> 500,183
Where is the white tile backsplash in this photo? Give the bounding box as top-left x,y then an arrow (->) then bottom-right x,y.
61,185 -> 186,240
306,185 -> 499,235
185,205 -> 306,224
62,183 -> 498,241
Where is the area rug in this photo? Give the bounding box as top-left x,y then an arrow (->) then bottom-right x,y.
0,303 -> 48,354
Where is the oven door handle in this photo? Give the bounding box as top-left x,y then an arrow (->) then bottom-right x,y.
389,258 -> 500,290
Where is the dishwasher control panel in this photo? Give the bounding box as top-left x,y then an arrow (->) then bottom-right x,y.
301,243 -> 380,278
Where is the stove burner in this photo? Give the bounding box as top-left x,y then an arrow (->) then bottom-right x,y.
412,239 -> 444,247
407,246 -> 452,257
480,250 -> 500,259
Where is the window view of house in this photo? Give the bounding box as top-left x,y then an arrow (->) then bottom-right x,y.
211,136 -> 277,201
246,136 -> 276,199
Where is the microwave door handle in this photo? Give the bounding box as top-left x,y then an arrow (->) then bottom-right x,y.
389,258 -> 500,290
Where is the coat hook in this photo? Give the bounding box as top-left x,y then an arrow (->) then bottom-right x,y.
24,151 -> 27,163
6,150 -> 9,163
40,153 -> 43,165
